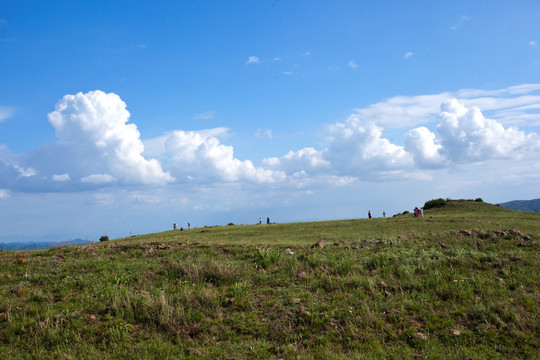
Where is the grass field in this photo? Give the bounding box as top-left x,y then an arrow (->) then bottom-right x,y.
1,200 -> 539,359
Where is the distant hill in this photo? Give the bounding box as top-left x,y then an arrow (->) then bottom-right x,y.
498,198 -> 540,212
0,238 -> 95,251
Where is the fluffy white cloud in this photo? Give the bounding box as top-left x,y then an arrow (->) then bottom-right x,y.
324,119 -> 412,177
404,127 -> 444,168
402,99 -> 540,167
1,85 -> 539,195
0,189 -> 8,199
164,130 -> 284,183
262,147 -> 330,175
436,99 -> 540,162
48,91 -> 173,185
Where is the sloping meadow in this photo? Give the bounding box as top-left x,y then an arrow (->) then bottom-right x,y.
1,201 -> 539,359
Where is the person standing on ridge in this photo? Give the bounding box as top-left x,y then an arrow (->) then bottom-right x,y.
368,210 -> 372,219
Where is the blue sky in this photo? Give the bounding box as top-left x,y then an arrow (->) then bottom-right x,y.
1,0 -> 539,242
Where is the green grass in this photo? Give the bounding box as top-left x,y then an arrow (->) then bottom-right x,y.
1,201 -> 539,359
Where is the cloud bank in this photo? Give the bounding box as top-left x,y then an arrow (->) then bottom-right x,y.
0,86 -> 539,196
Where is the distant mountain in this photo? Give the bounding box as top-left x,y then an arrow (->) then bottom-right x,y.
0,238 -> 95,251
498,198 -> 540,212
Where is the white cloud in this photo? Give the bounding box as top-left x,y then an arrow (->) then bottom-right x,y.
347,83 -> 540,129
325,120 -> 413,177
404,52 -> 413,59
52,173 -> 70,182
348,93 -> 449,128
164,130 -> 285,183
81,174 -> 117,184
348,60 -> 358,69
1,85 -> 539,196
262,147 -> 330,175
14,165 -> 36,177
404,127 -> 444,168
0,189 -> 8,199
255,128 -> 273,139
246,56 -> 259,65
450,15 -> 471,30
436,99 -> 540,162
47,90 -> 173,185
0,106 -> 14,122
528,41 -> 536,48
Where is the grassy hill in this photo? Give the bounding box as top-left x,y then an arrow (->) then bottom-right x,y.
498,198 -> 540,213
1,200 -> 539,359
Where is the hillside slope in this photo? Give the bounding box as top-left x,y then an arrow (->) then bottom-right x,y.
498,198 -> 540,212
1,201 -> 539,359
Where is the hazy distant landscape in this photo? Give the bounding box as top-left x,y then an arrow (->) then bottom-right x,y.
498,198 -> 540,213
1,200 -> 538,359
0,238 -> 95,251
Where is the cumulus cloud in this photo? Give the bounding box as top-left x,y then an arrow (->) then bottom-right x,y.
246,56 -> 259,65
404,52 -> 413,59
0,189 -> 8,199
404,127 -> 444,168
164,130 -> 284,183
325,119 -> 412,177
436,99 -> 540,162
262,147 -> 330,175
47,90 -> 173,185
528,41 -> 537,48
1,85 -> 539,195
348,60 -> 358,69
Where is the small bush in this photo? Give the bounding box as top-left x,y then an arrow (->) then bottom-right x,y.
475,198 -> 483,202
424,198 -> 447,210
99,235 -> 109,242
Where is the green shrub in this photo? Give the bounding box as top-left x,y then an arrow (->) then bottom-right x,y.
423,198 -> 447,210
99,235 -> 109,242
475,198 -> 483,202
